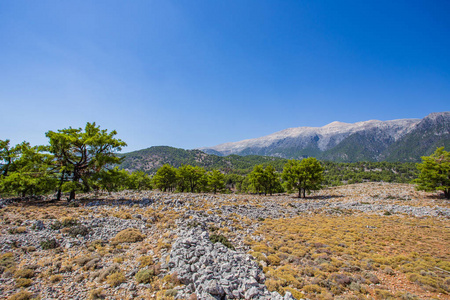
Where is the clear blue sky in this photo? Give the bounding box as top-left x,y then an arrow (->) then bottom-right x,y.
0,1 -> 449,152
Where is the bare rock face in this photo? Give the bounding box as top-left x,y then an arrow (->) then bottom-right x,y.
200,112 -> 450,161
200,118 -> 421,156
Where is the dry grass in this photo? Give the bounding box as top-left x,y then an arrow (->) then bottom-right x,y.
111,228 -> 145,244
250,214 -> 449,299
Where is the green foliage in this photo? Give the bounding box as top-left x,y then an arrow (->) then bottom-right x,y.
177,165 -> 207,193
120,146 -> 418,189
93,167 -> 129,194
46,122 -> 126,200
0,139 -> 20,176
209,234 -> 235,250
415,147 -> 450,199
152,164 -> 177,192
135,269 -> 155,283
248,165 -> 283,195
120,146 -> 288,174
127,171 -> 152,190
282,158 -> 324,198
207,169 -> 226,194
40,238 -> 59,250
321,161 -> 417,185
0,142 -> 57,197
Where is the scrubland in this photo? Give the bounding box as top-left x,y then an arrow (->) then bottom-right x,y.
0,182 -> 449,300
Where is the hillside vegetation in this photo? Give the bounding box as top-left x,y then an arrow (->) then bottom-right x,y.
120,146 -> 417,186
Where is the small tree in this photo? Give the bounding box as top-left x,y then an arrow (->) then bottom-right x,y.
263,165 -> 282,195
248,164 -> 281,195
248,165 -> 265,194
416,147 -> 450,199
282,158 -> 323,198
93,167 -> 130,194
46,122 -> 126,200
0,139 -> 21,176
0,142 -> 56,197
178,165 -> 207,193
153,164 -> 177,192
128,171 -> 152,190
207,169 -> 226,194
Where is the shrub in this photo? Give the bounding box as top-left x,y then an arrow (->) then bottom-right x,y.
14,269 -> 35,279
98,264 -> 120,282
106,271 -> 126,287
267,254 -> 281,266
302,284 -> 323,294
8,290 -> 33,300
89,288 -> 105,300
282,287 -> 304,299
138,256 -> 153,267
8,227 -> 27,234
375,289 -> 394,299
135,269 -> 155,284
40,239 -> 59,250
67,225 -> 90,237
15,278 -> 32,288
0,252 -> 15,270
51,217 -> 78,230
49,274 -> 63,282
209,234 -> 235,250
112,228 -> 145,244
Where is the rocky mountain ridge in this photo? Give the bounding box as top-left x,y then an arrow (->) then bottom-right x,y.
200,112 -> 450,162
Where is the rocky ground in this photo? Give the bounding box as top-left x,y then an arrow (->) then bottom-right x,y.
0,182 -> 449,300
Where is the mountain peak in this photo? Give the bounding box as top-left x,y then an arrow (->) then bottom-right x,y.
324,121 -> 351,127
200,112 -> 450,162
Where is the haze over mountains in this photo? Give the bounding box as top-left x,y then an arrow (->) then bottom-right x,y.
200,112 -> 450,162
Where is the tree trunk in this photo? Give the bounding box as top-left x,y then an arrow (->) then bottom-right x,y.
303,189 -> 306,198
445,189 -> 450,199
56,170 -> 66,201
298,188 -> 301,198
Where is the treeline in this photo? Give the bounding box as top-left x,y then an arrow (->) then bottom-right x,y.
322,161 -> 417,186
1,123 -> 420,200
152,157 -> 324,198
120,146 -> 418,184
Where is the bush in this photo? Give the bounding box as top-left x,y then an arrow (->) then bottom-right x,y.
8,227 -> 27,234
106,271 -> 126,287
50,217 -> 78,230
98,264 -> 120,282
40,239 -> 59,250
89,288 -> 105,300
135,269 -> 155,284
67,225 -> 90,237
49,274 -> 63,282
138,256 -> 153,267
15,278 -> 32,288
112,228 -> 145,244
0,252 -> 15,270
14,269 -> 34,279
209,234 -> 235,250
8,290 -> 33,300
267,254 -> 281,266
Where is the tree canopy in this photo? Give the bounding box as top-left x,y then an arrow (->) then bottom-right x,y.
415,147 -> 450,199
282,158 -> 324,198
46,122 -> 126,200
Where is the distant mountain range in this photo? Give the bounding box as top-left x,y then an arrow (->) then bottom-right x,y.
200,112 -> 450,162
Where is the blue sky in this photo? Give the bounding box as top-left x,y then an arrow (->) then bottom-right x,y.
0,1 -> 449,152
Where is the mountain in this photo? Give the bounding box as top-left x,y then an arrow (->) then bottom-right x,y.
200,112 -> 450,162
120,146 -> 287,174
